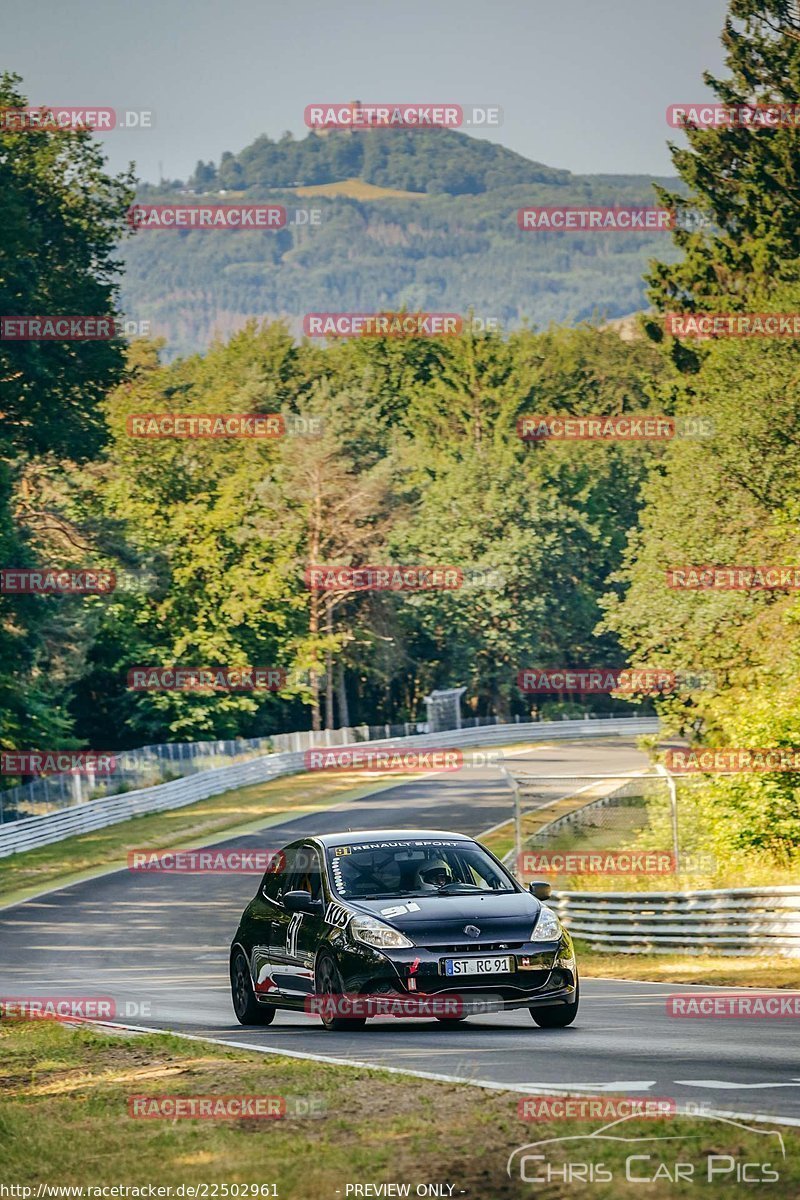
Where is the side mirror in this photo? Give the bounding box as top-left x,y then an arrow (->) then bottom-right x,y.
282,889 -> 322,914
529,880 -> 552,901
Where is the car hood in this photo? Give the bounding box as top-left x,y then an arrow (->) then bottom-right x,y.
347,891 -> 542,943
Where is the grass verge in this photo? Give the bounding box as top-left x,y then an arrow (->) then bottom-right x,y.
1,1019 -> 798,1199
577,942 -> 800,989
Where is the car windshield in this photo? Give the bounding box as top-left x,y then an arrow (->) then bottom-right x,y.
326,838 -> 516,900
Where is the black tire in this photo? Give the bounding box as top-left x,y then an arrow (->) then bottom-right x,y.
529,978 -> 580,1029
315,953 -> 367,1031
230,949 -> 275,1026
435,1016 -> 468,1026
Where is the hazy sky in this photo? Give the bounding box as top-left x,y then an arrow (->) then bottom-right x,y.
5,0 -> 729,183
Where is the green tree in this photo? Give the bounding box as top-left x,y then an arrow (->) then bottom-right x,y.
600,302 -> 800,873
647,1 -> 800,331
388,326 -> 666,716
0,72 -> 133,753
88,324 -> 314,742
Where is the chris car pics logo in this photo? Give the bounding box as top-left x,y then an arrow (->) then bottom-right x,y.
507,1113 -> 785,1185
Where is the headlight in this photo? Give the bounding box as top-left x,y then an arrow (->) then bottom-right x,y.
532,904 -> 561,941
350,914 -> 413,949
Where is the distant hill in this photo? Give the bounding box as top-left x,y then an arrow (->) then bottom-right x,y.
122,128 -> 681,358
180,126 -> 574,196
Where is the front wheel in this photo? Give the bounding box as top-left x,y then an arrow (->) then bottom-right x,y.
315,953 -> 367,1032
529,978 -> 579,1029
230,950 -> 275,1026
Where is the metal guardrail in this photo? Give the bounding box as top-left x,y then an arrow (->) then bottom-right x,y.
0,716 -> 657,858
551,887 -> 800,958
0,712 -> 575,821
0,734 -> 278,820
0,751 -> 307,859
2,721 -> 436,821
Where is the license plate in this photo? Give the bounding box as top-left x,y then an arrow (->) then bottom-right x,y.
443,955 -> 513,976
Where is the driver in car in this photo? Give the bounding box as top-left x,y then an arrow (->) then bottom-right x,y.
416,858 -> 453,890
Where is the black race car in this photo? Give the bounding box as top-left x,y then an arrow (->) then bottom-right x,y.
229,829 -> 578,1031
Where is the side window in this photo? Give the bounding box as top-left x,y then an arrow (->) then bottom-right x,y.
461,851 -> 505,890
283,845 -> 323,900
260,861 -> 285,903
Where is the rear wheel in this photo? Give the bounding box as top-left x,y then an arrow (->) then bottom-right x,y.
230,950 -> 275,1026
315,953 -> 367,1032
529,978 -> 579,1029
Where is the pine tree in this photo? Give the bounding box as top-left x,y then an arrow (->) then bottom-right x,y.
646,0 -> 800,333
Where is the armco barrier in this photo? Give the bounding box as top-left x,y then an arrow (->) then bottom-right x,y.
551,887 -> 800,957
0,716 -> 657,858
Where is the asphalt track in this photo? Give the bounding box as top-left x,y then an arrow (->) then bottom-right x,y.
2,737 -> 800,1125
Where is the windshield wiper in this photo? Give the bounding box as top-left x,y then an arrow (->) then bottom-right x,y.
353,891 -> 429,900
347,887 -> 510,899
435,883 -> 507,894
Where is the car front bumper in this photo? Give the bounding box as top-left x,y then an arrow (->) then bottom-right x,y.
335,928 -> 578,1011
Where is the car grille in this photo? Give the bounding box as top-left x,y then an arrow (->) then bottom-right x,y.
424,941 -> 524,954
423,976 -> 551,996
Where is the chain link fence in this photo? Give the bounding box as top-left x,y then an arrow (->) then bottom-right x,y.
500,769 -> 711,889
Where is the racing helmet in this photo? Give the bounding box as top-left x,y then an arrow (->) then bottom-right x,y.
416,857 -> 453,890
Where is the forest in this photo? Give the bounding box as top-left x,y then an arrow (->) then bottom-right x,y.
3,0 -> 800,872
